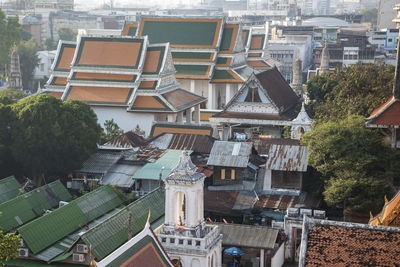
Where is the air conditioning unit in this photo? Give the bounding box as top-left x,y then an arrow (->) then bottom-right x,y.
59,201 -> 69,208
72,253 -> 85,262
76,244 -> 88,253
18,248 -> 29,257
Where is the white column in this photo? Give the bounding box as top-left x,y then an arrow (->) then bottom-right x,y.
186,109 -> 192,124
187,190 -> 197,227
260,249 -> 265,267
208,83 -> 213,109
190,80 -> 195,93
177,111 -> 183,123
195,104 -> 200,124
167,114 -> 175,122
225,83 -> 231,105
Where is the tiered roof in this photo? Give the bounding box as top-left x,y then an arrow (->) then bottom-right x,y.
211,69 -> 300,123
43,41 -> 76,98
45,35 -> 205,112
131,17 -> 256,83
246,32 -> 271,71
0,180 -> 71,232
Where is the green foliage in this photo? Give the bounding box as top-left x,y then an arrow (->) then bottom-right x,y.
0,213 -> 21,267
302,116 -> 400,212
17,39 -> 39,91
101,119 -> 122,143
306,64 -> 394,121
282,125 -> 291,139
360,8 -> 378,25
112,185 -> 135,205
0,9 -> 22,73
44,38 -> 56,50
0,89 -> 26,101
57,27 -> 77,41
9,95 -> 102,185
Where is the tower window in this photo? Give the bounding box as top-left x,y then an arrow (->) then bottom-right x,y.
231,169 -> 236,180
221,169 -> 226,180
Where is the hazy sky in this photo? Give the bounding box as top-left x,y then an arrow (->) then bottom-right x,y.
74,0 -> 202,10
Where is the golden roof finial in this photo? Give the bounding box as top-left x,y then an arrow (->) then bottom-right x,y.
89,244 -> 97,267
377,217 -> 383,225
370,211 -> 373,220
146,208 -> 151,224
385,195 -> 389,204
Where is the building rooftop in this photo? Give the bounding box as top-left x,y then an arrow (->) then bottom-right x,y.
0,176 -> 21,204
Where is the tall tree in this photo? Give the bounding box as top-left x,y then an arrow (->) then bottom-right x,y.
10,95 -> 102,186
302,116 -> 400,213
57,27 -> 77,41
17,39 -> 39,91
0,216 -> 20,267
0,9 -> 21,76
307,64 -> 394,121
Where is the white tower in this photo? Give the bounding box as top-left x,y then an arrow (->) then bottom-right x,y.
157,151 -> 222,267
291,102 -> 313,140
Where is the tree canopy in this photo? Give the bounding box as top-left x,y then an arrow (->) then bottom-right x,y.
57,27 -> 77,42
360,8 -> 378,25
0,9 -> 21,77
5,94 -> 102,186
302,116 -> 400,213
17,39 -> 39,91
0,213 -> 20,266
306,63 -> 394,121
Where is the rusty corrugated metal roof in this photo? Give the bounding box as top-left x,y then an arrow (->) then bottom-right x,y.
265,144 -> 309,172
103,131 -> 146,148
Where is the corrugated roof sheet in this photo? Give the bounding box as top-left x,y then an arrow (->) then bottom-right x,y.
265,144 -> 309,172
148,133 -> 216,154
207,141 -> 252,168
18,185 -> 122,255
81,188 -> 165,260
132,149 -> 188,180
101,164 -> 141,188
254,138 -> 300,155
77,151 -> 122,174
103,131 -> 146,148
0,176 -> 21,204
215,223 -> 279,249
0,180 -> 72,232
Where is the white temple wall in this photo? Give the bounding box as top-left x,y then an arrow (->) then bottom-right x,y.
91,106 -> 155,137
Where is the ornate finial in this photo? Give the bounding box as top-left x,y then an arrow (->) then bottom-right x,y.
385,195 -> 388,204
89,245 -> 97,267
377,217 -> 383,225
146,208 -> 151,224
370,211 -> 373,220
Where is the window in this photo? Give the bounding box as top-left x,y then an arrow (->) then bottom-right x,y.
179,239 -> 184,245
188,240 -> 192,245
162,237 -> 166,243
196,241 -> 201,246
221,169 -> 225,180
170,238 -> 175,244
40,64 -> 44,72
231,169 -> 236,180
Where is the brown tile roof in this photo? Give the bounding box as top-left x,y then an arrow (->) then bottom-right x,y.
55,45 -> 75,71
73,72 -> 136,82
150,124 -> 213,138
304,222 -> 400,267
247,59 -> 271,68
51,77 -> 67,86
162,89 -> 206,111
132,96 -> 168,109
66,86 -> 132,105
255,69 -> 300,112
142,49 -> 161,73
139,80 -> 157,89
250,35 -> 264,50
366,97 -> 400,126
248,52 -> 262,57
76,38 -> 143,68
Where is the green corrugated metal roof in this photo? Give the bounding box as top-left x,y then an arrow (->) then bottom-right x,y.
81,188 -> 165,261
18,185 -> 122,255
172,51 -> 213,60
0,180 -> 72,232
6,259 -> 82,267
0,176 -> 21,204
220,27 -> 234,51
132,149 -> 188,180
